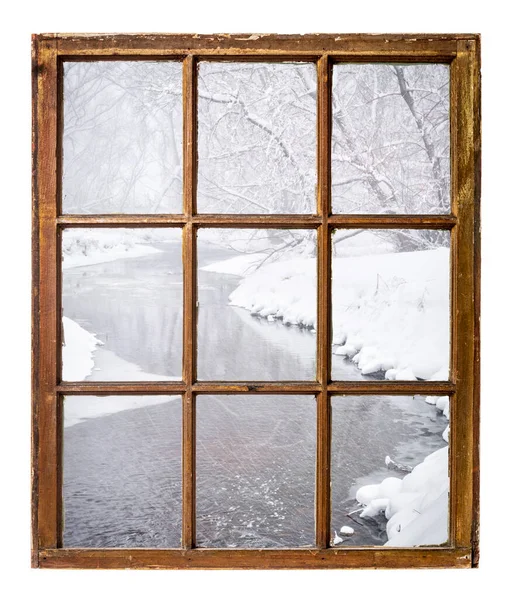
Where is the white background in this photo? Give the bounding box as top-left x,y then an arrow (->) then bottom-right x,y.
1,1 -> 507,596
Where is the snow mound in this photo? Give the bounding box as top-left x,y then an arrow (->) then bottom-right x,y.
357,447 -> 449,546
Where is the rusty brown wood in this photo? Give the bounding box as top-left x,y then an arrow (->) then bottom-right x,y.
449,39 -> 479,554
32,33 -> 481,570
182,55 -> 197,549
328,214 -> 456,229
57,382 -> 186,394
57,215 -> 187,226
34,37 -> 60,553
38,547 -> 471,569
471,35 -> 482,569
56,214 -> 455,229
56,381 -> 455,395
315,55 -> 332,548
193,382 -> 320,394
31,35 -> 40,569
48,33 -> 466,57
328,381 -> 455,395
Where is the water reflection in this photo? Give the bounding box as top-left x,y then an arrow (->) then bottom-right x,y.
62,241 -> 183,380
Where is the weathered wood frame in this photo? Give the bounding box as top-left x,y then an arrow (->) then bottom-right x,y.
32,33 -> 481,569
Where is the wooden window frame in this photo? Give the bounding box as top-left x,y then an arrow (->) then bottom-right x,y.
32,33 -> 481,569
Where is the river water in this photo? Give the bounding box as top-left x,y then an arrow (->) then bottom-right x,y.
62,242 -> 448,548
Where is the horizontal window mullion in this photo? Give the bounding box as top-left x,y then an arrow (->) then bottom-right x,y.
56,214 -> 456,229
328,214 -> 457,229
328,381 -> 455,395
56,382 -> 187,395
56,381 -> 456,396
57,215 -> 187,227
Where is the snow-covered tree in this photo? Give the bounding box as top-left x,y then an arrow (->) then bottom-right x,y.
63,61 -> 449,251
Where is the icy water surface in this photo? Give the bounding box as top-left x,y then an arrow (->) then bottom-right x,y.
62,244 -> 447,548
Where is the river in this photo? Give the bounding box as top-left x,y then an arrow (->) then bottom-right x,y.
62,242 -> 448,548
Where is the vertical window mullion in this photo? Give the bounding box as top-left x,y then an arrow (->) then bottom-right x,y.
315,55 -> 332,548
182,55 -> 198,549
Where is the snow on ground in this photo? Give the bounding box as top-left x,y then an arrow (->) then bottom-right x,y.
64,395 -> 179,428
62,229 -> 163,270
228,247 -> 449,380
200,253 -> 267,276
62,317 -> 103,381
356,446 -> 449,546
353,396 -> 450,546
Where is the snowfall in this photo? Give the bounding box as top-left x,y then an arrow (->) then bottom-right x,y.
63,229 -> 451,546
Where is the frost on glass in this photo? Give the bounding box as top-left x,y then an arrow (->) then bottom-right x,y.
63,395 -> 181,548
197,228 -> 317,380
196,395 -> 316,548
332,64 -> 450,214
331,395 -> 449,547
63,61 -> 183,214
331,229 -> 450,381
61,228 -> 183,381
197,62 -> 317,214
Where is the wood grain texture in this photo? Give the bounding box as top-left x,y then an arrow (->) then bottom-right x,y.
471,34 -> 482,569
42,33 -> 470,59
34,37 -> 61,553
56,214 -> 455,228
449,39 -> 480,556
56,381 -> 455,395
38,547 -> 471,569
32,33 -> 481,569
315,56 -> 332,548
182,55 -> 198,549
31,34 -> 40,569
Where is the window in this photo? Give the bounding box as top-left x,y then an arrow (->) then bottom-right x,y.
32,33 -> 480,569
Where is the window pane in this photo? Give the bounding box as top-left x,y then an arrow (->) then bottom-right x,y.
197,62 -> 317,214
197,395 -> 316,548
197,229 -> 317,380
331,229 -> 450,381
331,395 -> 449,547
62,228 -> 182,381
332,64 -> 450,214
63,395 -> 181,547
63,61 -> 183,214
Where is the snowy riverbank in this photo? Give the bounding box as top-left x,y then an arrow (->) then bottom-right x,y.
224,247 -> 449,381
354,396 -> 450,546
62,229 -> 165,270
